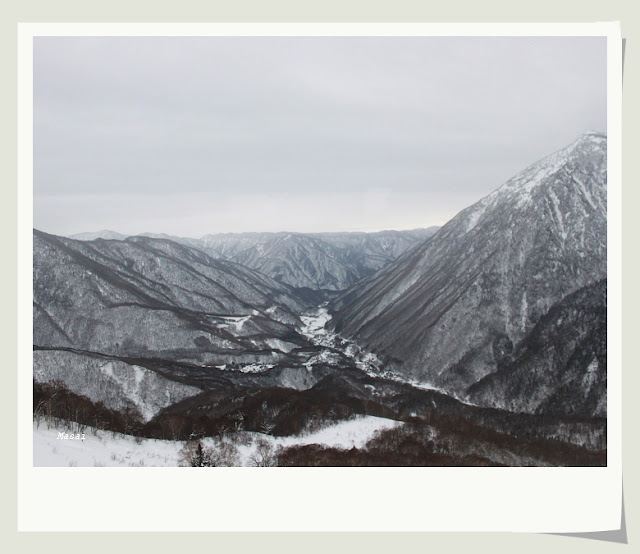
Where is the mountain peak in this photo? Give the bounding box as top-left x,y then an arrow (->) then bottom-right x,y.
463,130 -> 607,227
579,130 -> 606,139
567,130 -> 607,151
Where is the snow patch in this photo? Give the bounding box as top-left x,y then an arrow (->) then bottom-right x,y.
272,415 -> 401,451
216,362 -> 274,374
520,291 -> 528,333
548,189 -> 567,241
262,338 -> 297,353
218,315 -> 251,332
99,362 -> 156,421
572,175 -> 598,211
581,358 -> 600,393
462,200 -> 489,233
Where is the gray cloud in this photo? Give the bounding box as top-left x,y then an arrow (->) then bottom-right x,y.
34,36 -> 606,236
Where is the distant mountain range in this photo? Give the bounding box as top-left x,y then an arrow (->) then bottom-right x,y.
68,227 -> 439,293
68,229 -> 129,241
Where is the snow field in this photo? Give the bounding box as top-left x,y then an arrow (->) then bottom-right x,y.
33,415 -> 403,467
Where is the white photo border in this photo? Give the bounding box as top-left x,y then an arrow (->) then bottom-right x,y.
18,22 -> 622,533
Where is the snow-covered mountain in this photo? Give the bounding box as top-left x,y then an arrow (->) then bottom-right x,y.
329,132 -> 607,406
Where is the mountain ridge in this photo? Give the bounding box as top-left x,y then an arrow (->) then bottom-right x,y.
67,227 -> 440,292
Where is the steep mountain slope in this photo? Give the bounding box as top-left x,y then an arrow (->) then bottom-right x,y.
329,132 -> 607,396
33,349 -> 202,421
467,279 -> 606,417
34,230 -> 310,366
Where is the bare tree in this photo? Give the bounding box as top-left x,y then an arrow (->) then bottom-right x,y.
259,420 -> 276,435
178,440 -> 199,467
249,438 -> 278,467
33,398 -> 46,428
232,411 -> 245,432
165,414 -> 186,440
210,440 -> 240,467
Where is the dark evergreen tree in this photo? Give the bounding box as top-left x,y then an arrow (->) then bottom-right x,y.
190,442 -> 212,467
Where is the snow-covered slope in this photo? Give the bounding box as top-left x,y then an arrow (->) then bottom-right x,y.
33,350 -> 202,421
33,230 -> 310,368
329,133 -> 607,400
33,416 -> 402,467
34,421 -> 185,467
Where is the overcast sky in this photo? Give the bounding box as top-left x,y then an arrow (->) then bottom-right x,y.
33,36 -> 606,237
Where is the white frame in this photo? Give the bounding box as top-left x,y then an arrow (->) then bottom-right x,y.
18,22 -> 622,533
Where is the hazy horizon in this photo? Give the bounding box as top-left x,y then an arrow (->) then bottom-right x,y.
45,224 -> 442,240
34,36 -> 606,237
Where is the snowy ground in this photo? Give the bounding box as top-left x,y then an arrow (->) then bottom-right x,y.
33,422 -> 184,467
213,362 -> 275,374
33,415 -> 402,467
299,305 -> 335,348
